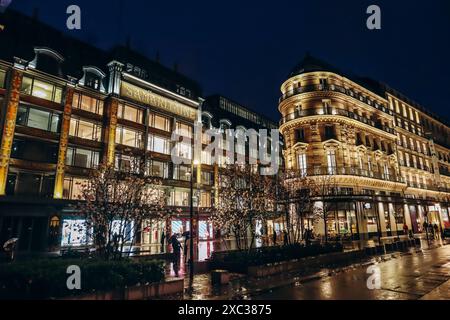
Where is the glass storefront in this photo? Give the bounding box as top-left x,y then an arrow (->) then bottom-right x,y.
326,202 -> 358,239
199,220 -> 213,240
61,218 -> 91,247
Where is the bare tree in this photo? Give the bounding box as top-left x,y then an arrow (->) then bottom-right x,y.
74,162 -> 168,260
210,164 -> 276,251
277,169 -> 317,244
310,174 -> 339,243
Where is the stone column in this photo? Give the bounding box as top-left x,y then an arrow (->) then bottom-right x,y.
378,202 -> 387,237
104,97 -> 119,166
403,204 -> 413,231
53,86 -> 74,199
0,68 -> 23,195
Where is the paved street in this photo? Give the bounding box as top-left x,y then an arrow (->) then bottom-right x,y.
253,245 -> 450,300
175,241 -> 450,300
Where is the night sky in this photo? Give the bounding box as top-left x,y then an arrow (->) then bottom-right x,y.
7,0 -> 450,122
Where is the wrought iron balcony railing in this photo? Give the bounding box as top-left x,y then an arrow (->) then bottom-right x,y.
279,84 -> 393,115
406,181 -> 450,193
280,107 -> 395,135
301,166 -> 404,183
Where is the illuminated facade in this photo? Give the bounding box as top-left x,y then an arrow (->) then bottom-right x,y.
279,54 -> 450,240
0,11 -> 279,254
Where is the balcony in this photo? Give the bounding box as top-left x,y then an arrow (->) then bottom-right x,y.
304,166 -> 404,184
279,84 -> 392,115
280,108 -> 396,135
406,181 -> 450,193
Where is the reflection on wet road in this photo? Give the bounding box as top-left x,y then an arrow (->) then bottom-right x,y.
253,246 -> 450,300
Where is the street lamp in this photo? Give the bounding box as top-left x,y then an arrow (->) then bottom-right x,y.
188,159 -> 199,286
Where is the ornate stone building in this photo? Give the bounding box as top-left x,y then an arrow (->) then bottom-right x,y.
279,54 -> 450,240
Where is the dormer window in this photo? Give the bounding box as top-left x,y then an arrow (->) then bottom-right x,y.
28,47 -> 64,77
79,66 -> 106,92
219,119 -> 232,133
201,112 -> 213,130
86,75 -> 100,90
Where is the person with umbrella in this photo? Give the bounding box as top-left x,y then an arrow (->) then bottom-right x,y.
3,238 -> 19,261
170,234 -> 182,277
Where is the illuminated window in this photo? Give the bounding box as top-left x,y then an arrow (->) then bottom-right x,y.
176,122 -> 193,138
66,147 -> 100,168
200,192 -> 211,207
16,105 -> 60,132
147,134 -> 170,154
118,103 -> 143,123
0,69 -> 6,88
326,149 -> 337,174
298,153 -> 307,176
63,177 -> 87,200
174,142 -> 192,159
20,76 -> 63,103
61,219 -> 92,247
114,153 -> 140,173
173,165 -> 191,181
201,149 -> 212,165
383,163 -> 390,179
405,153 -> 410,167
72,93 -> 104,115
169,189 -> 190,206
69,116 -> 102,141
149,113 -> 170,131
115,125 -> 143,148
146,160 -> 169,178
395,100 -> 400,113
201,171 -> 213,185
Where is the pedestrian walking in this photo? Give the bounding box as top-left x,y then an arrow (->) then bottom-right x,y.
430,224 -> 435,239
403,223 -> 408,236
171,235 -> 182,277
304,228 -> 311,246
433,223 -> 440,240
272,230 -> 277,246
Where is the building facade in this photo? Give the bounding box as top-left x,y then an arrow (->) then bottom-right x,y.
0,11 -> 280,255
279,54 -> 450,240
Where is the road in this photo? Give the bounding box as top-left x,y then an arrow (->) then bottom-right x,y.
252,245 -> 450,300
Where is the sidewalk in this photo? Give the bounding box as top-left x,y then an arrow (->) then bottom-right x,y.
168,238 -> 450,300
420,278 -> 450,300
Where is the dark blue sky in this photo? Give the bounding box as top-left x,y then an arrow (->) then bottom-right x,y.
9,0 -> 450,122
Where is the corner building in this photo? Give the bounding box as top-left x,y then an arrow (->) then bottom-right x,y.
279,54 -> 450,240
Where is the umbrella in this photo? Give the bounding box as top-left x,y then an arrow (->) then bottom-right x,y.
3,238 -> 19,251
182,231 -> 191,238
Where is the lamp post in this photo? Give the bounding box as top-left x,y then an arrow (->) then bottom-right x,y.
189,159 -> 199,286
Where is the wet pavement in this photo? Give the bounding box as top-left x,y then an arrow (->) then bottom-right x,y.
175,240 -> 450,300
253,245 -> 450,300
